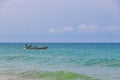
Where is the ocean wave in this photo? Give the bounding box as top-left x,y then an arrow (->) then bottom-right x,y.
1,70 -> 95,80
85,59 -> 120,67
19,71 -> 95,80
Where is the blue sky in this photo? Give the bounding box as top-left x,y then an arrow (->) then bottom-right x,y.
0,0 -> 120,42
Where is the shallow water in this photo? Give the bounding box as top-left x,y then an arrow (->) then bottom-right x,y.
0,43 -> 120,80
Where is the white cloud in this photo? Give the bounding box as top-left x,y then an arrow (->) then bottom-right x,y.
47,25 -> 120,34
47,26 -> 73,33
77,25 -> 120,33
106,26 -> 120,32
48,28 -> 55,33
62,26 -> 73,32
77,24 -> 99,32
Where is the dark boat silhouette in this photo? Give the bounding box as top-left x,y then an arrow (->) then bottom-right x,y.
24,44 -> 48,50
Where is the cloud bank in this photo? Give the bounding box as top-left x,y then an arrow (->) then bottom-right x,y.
47,26 -> 73,33
47,24 -> 120,33
77,24 -> 99,32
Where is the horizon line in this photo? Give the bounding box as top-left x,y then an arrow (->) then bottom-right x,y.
0,42 -> 120,43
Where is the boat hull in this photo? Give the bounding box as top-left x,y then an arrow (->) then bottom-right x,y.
25,46 -> 48,50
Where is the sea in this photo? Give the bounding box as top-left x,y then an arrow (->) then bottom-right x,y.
0,43 -> 120,80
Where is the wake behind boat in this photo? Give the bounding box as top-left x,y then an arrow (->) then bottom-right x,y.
24,44 -> 48,50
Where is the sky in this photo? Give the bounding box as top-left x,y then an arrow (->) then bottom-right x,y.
0,0 -> 120,42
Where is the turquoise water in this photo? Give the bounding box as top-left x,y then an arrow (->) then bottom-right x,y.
0,43 -> 120,80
